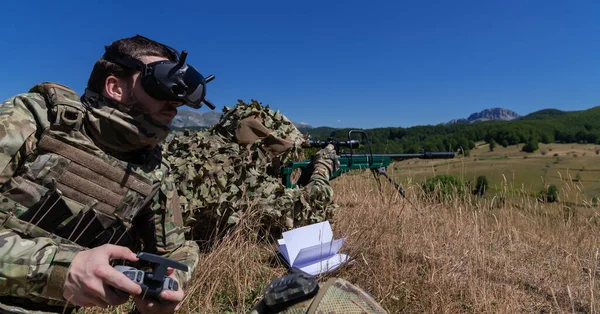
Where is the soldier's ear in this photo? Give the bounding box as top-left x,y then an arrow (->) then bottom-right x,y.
104,75 -> 126,102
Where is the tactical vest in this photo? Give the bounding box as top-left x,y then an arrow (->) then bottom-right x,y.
0,82 -> 167,249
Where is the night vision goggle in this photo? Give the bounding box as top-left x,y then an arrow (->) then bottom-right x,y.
103,35 -> 215,110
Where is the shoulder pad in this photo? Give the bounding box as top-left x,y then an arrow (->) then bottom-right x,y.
29,82 -> 81,106
28,82 -> 85,130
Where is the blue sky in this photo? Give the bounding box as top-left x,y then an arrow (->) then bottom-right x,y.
1,0 -> 600,128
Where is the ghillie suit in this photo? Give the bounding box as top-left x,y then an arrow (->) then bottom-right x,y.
163,100 -> 339,245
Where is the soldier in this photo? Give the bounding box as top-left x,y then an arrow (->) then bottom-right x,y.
164,100 -> 340,244
0,35 -> 205,313
165,102 -> 389,313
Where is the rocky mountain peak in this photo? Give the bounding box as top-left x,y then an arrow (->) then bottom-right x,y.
447,108 -> 521,124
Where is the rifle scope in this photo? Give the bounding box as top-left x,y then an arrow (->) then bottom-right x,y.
307,139 -> 360,149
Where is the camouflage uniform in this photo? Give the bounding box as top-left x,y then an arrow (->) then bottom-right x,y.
163,100 -> 338,243
0,83 -> 199,313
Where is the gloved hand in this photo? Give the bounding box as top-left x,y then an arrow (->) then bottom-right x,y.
311,144 -> 339,180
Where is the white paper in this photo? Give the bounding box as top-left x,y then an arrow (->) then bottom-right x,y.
277,239 -> 290,264
297,253 -> 351,276
281,221 -> 333,266
278,221 -> 351,276
293,238 -> 345,268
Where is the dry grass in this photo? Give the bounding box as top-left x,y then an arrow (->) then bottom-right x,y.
395,143 -> 600,202
90,168 -> 600,313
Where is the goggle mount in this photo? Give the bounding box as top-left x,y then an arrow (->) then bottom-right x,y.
103,35 -> 216,110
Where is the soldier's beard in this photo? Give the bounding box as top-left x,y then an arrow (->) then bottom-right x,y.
81,89 -> 171,154
123,89 -> 177,127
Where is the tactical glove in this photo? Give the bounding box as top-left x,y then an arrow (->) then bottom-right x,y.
311,144 -> 339,180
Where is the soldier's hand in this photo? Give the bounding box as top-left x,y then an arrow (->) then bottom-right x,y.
133,267 -> 184,313
312,144 -> 340,178
63,244 -> 142,308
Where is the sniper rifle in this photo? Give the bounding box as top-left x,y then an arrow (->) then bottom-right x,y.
282,130 -> 454,201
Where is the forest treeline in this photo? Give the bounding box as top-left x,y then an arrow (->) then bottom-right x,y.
306,107 -> 600,154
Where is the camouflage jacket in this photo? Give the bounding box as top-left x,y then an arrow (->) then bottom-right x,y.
0,83 -> 199,312
163,100 -> 337,243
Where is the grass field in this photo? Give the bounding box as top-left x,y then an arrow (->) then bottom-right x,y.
88,143 -> 600,313
392,143 -> 600,204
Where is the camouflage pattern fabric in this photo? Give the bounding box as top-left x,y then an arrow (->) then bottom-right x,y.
81,89 -> 172,154
0,229 -> 80,311
250,278 -> 388,314
211,99 -> 309,178
310,144 -> 340,182
0,84 -> 199,313
163,100 -> 338,243
280,278 -> 388,314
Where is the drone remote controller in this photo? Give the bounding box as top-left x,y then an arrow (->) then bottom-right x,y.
113,252 -> 188,302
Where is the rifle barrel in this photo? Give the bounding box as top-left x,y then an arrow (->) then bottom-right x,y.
387,152 -> 455,159
340,152 -> 455,159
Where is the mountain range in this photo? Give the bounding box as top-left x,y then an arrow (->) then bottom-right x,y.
170,106 -> 600,154
171,107 -> 529,131
171,109 -> 317,132
445,108 -> 521,125
171,110 -> 222,129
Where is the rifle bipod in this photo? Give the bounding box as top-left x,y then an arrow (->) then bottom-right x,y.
371,167 -> 423,216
